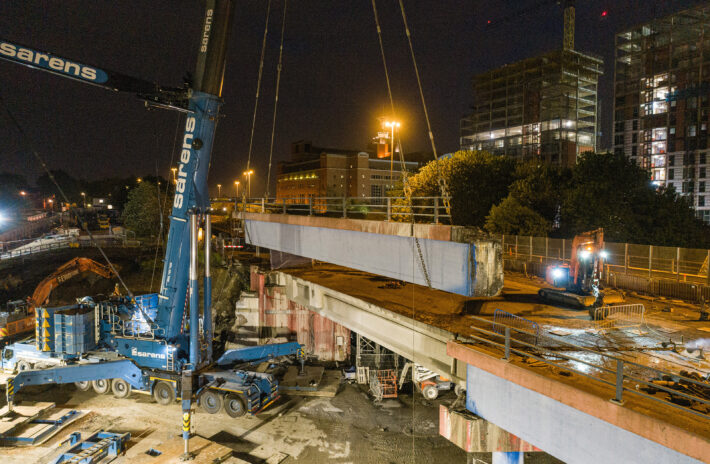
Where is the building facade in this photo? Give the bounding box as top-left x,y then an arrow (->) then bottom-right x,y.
460,49 -> 603,167
276,141 -> 418,203
613,4 -> 710,222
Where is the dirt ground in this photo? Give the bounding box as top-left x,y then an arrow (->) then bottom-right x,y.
0,381 -> 473,464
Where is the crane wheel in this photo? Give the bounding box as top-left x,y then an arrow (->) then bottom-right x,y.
152,381 -> 175,405
112,379 -> 132,398
199,389 -> 223,414
74,381 -> 91,391
223,394 -> 247,418
92,379 -> 110,394
422,383 -> 439,400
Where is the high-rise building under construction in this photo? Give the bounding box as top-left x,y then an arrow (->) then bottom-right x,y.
613,3 -> 710,222
460,1 -> 603,167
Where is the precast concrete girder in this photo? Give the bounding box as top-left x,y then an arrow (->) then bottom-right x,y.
448,341 -> 708,464
275,270 -> 467,386
242,213 -> 503,297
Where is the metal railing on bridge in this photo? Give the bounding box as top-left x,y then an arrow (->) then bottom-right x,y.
500,233 -> 710,303
0,237 -> 137,261
215,195 -> 452,224
467,315 -> 710,421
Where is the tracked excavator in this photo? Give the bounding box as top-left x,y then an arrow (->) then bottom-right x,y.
0,258 -> 113,345
538,229 -> 624,309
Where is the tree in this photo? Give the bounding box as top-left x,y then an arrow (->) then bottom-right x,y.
558,152 -> 710,247
406,150 -> 516,227
485,196 -> 549,236
508,162 -> 569,224
121,182 -> 165,237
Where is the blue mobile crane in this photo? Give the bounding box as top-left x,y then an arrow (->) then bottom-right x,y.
0,1 -> 301,457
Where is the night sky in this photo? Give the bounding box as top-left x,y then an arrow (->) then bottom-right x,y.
0,0 -> 702,196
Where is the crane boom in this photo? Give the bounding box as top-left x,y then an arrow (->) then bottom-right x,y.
0,39 -> 189,111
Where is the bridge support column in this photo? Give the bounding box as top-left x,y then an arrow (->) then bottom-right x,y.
491,452 -> 524,464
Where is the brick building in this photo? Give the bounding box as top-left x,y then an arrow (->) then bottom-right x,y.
275,140 -> 418,204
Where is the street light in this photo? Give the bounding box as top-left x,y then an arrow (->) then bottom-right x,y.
171,167 -> 177,185
81,192 -> 86,208
137,177 -> 142,183
217,184 -> 222,197
19,191 -> 26,197
384,121 -> 401,188
234,180 -> 240,197
243,170 -> 254,198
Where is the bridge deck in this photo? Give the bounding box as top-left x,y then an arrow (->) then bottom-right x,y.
280,263 -> 710,450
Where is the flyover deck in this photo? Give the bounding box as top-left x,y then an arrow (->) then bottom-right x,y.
279,263 -> 710,457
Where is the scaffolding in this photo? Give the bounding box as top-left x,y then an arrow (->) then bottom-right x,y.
461,48 -> 603,167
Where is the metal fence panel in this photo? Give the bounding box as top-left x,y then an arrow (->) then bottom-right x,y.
492,309 -> 540,345
592,304 -> 645,332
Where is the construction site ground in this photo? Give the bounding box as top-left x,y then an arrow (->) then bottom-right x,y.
0,381 -> 471,463
281,263 -> 710,440
1,247 -> 708,461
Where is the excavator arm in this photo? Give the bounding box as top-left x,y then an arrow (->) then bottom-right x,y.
30,257 -> 114,309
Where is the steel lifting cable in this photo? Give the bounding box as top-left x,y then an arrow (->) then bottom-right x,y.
245,0 -> 272,177
215,0 -> 275,302
265,0 -> 288,198
371,0 -> 432,289
398,0 -> 451,216
150,113 -> 182,292
0,93 -> 135,300
236,0 -> 273,263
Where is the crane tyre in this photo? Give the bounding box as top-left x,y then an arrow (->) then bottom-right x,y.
92,379 -> 110,394
199,389 -> 223,414
223,394 -> 247,418
112,379 -> 132,398
422,384 -> 439,400
153,381 -> 175,405
74,381 -> 91,391
16,360 -> 32,372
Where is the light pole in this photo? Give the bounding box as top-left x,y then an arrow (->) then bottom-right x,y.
217,184 -> 222,198
81,192 -> 86,208
234,180 -> 240,197
243,170 -> 254,198
171,167 -> 177,185
384,121 -> 401,189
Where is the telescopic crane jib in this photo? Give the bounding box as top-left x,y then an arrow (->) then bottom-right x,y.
0,2 -> 304,458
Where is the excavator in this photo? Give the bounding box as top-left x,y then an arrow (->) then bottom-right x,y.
0,258 -> 113,345
538,229 -> 624,309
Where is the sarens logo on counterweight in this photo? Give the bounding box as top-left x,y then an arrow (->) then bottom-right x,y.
131,347 -> 166,360
0,41 -> 107,83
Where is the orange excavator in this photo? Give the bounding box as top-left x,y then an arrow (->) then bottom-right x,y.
0,258 -> 113,344
538,229 -> 624,309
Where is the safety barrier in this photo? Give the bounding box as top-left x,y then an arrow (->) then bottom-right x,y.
492,309 -> 540,345
592,303 -> 645,332
467,315 -> 710,421
218,195 -> 452,224
369,369 -> 398,401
